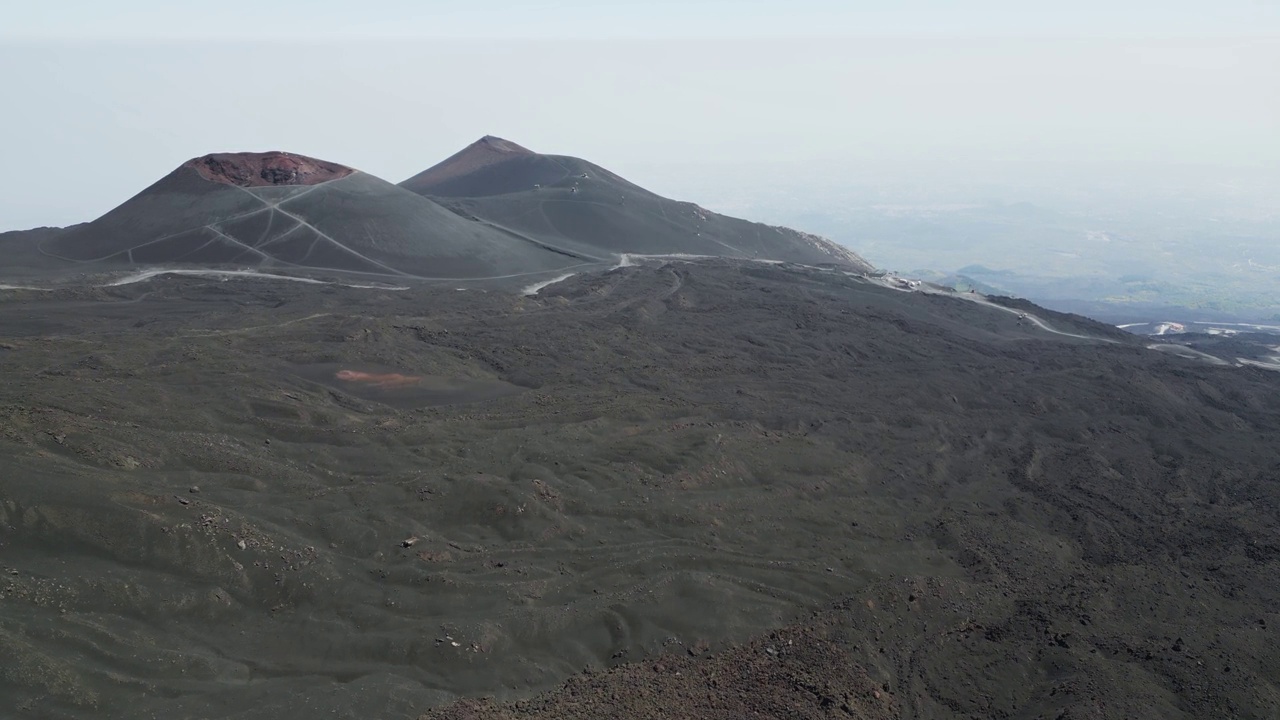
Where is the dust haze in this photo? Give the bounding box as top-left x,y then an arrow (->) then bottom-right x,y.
1,37 -> 1274,232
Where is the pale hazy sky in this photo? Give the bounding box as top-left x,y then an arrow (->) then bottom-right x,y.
1,1 -> 1277,230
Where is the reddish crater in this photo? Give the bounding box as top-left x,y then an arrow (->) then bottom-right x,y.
404,135 -> 534,189
187,151 -> 354,187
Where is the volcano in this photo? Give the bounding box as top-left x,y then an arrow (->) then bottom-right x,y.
6,142 -> 873,287
401,137 -> 874,271
36,151 -> 585,281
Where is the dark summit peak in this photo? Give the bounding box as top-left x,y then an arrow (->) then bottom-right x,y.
186,151 -> 354,187
473,135 -> 534,155
397,138 -> 876,271
399,136 -> 538,194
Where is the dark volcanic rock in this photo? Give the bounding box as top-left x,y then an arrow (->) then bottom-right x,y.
421,620 -> 897,720
1,261 -> 1278,719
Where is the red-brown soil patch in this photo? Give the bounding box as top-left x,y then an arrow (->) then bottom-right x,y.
188,151 -> 354,187
334,369 -> 421,388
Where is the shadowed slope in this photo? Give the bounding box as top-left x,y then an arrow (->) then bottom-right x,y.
400,137 -> 875,271
38,152 -> 587,280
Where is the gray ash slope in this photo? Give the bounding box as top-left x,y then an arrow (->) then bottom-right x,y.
0,224 -> 98,279
7,143 -> 870,286
1,260 -> 1277,720
401,136 -> 873,270
33,151 -> 585,281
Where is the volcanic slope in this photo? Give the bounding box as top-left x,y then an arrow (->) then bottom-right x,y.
401,136 -> 874,270
37,151 -> 586,281
0,226 -> 77,278
2,260 -> 1278,719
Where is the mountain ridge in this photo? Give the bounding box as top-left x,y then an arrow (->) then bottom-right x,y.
1,138 -> 874,284
400,136 -> 875,272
